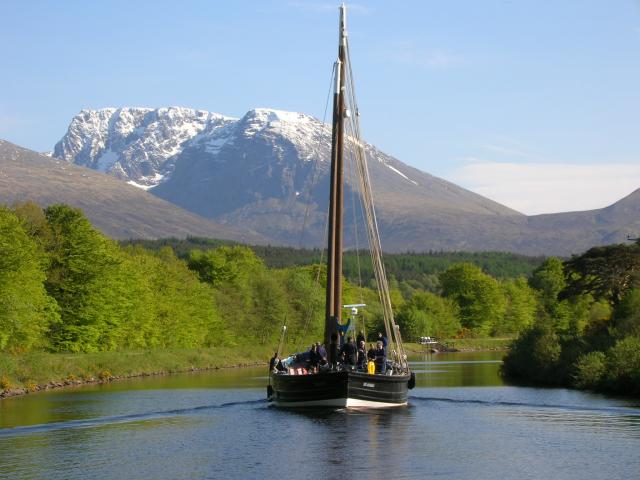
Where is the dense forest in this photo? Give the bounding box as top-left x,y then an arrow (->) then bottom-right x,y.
4,202 -> 637,396
503,241 -> 640,396
0,202 -> 325,353
2,202 -> 547,356
123,237 -> 544,291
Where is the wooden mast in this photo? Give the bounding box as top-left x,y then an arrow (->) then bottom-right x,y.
325,4 -> 347,348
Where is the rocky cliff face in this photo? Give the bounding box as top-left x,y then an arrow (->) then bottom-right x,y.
54,107 -> 235,188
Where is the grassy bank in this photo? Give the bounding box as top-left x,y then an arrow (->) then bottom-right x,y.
0,346 -> 280,398
1,338 -> 513,398
443,337 -> 513,351
403,337 -> 513,354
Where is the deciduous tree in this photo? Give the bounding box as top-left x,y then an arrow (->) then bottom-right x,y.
0,207 -> 58,352
439,263 -> 505,336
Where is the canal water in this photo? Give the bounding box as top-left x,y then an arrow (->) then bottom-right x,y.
1,352 -> 639,479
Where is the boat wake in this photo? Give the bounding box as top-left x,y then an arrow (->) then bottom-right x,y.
0,398 -> 267,439
410,394 -> 640,436
410,394 -> 640,414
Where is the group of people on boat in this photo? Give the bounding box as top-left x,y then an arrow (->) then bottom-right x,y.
270,331 -> 390,376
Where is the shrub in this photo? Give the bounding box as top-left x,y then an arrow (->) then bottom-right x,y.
614,288 -> 640,338
25,380 -> 38,392
396,291 -> 461,340
572,351 -> 606,389
0,375 -> 11,392
502,324 -> 562,384
604,336 -> 640,395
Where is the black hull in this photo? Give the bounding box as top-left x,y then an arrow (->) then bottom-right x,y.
269,370 -> 412,408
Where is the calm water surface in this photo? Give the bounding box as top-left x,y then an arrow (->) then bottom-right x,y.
1,351 -> 639,479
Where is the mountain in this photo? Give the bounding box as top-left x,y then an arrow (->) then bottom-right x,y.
53,107 -> 640,256
525,189 -> 640,253
0,139 -> 266,243
53,107 -> 528,248
53,107 -> 236,189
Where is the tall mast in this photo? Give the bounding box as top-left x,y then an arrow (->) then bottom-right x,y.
324,4 -> 347,348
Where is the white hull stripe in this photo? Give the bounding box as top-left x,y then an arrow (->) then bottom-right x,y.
271,397 -> 407,408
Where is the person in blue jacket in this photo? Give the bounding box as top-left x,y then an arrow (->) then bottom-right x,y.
378,332 -> 388,355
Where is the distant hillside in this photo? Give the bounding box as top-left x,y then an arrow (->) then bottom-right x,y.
526,189 -> 640,253
0,139 -> 266,243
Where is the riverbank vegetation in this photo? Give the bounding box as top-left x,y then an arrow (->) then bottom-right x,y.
0,346 -> 276,396
2,201 -> 635,396
502,241 -> 640,396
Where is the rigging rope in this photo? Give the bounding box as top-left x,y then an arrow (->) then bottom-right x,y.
343,40 -> 409,370
344,118 -> 367,340
296,62 -> 337,249
279,32 -> 410,372
299,63 -> 337,342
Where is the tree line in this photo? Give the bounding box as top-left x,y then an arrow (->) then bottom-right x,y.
1,202 -> 552,356
9,200 -> 633,388
502,242 -> 640,396
124,238 -> 544,291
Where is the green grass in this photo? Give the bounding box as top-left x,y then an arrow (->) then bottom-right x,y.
403,337 -> 513,354
444,337 -> 513,351
0,338 -> 513,396
0,346 -> 277,394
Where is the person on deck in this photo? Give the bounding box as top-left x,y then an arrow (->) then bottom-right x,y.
356,330 -> 365,347
269,352 -> 279,373
329,332 -> 340,370
308,344 -> 321,372
340,336 -> 357,368
367,343 -> 376,361
335,317 -> 351,347
270,353 -> 287,372
316,342 -> 328,365
374,340 -> 386,374
378,332 -> 388,354
357,341 -> 367,370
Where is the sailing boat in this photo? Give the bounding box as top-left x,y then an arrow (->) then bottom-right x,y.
267,4 -> 415,408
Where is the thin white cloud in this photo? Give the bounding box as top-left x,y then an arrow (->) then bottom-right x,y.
448,162 -> 640,215
479,135 -> 549,162
481,144 -> 545,161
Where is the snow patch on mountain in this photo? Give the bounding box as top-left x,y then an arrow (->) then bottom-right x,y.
385,163 -> 418,185
96,149 -> 118,173
192,121 -> 237,155
238,108 -> 333,162
127,173 -> 165,190
53,105 -> 419,189
249,108 -> 305,125
54,107 -> 235,188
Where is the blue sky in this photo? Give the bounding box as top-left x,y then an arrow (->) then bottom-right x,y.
1,0 -> 639,214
